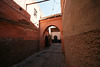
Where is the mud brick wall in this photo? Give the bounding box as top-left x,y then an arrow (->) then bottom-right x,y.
62,0 -> 100,67
0,0 -> 39,67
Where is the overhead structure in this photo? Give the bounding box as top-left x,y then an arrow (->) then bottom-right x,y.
26,0 -> 49,5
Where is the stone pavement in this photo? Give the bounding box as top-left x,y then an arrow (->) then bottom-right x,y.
11,43 -> 66,67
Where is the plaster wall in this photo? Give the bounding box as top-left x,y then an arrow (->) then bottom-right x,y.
62,0 -> 100,67
0,22 -> 39,67
0,0 -> 39,66
13,0 -> 44,27
27,4 -> 44,27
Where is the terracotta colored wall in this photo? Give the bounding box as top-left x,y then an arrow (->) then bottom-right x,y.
42,30 -> 49,46
61,0 -> 100,67
0,0 -> 30,22
39,17 -> 64,52
0,0 -> 39,67
44,30 -> 49,37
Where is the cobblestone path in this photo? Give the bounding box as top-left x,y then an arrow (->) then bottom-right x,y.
12,43 -> 66,67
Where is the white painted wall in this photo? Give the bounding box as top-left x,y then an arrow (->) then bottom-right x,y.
13,0 -> 44,28
27,4 -> 44,27
13,0 -> 26,9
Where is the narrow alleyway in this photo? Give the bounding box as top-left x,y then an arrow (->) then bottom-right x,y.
12,43 -> 66,67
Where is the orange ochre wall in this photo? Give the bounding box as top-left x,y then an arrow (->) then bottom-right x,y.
61,0 -> 100,67
0,0 -> 39,67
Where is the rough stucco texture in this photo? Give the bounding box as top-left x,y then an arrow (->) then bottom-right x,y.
65,29 -> 100,67
62,0 -> 100,67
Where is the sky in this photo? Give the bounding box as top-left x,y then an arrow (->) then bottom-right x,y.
37,0 -> 61,17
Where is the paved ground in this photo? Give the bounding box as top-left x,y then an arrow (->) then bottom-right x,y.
12,43 -> 66,67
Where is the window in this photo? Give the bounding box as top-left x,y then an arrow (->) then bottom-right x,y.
34,8 -> 37,18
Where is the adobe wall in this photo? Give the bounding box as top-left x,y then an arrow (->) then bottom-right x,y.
0,0 -> 39,67
62,0 -> 100,67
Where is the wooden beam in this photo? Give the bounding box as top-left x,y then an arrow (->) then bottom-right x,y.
26,0 -> 49,5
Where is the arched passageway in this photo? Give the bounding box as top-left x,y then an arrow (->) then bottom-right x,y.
39,14 -> 64,53
43,25 -> 61,48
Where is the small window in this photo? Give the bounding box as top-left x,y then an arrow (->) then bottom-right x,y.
34,8 -> 37,18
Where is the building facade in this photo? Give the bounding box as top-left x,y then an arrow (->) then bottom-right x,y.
14,0 -> 44,27
50,28 -> 61,40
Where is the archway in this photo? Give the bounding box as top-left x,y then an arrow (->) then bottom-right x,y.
39,14 -> 64,53
43,25 -> 61,48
